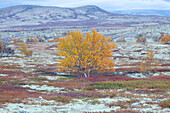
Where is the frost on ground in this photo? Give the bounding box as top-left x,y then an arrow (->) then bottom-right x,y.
21,84 -> 68,93
0,74 -> 8,77
0,103 -> 57,113
0,96 -> 169,113
38,75 -> 66,80
0,27 -> 169,113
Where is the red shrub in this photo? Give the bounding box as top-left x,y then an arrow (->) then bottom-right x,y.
0,85 -> 41,104
75,76 -> 138,82
148,75 -> 170,81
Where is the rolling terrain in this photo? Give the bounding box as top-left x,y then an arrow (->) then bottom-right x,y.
112,9 -> 170,17
0,5 -> 169,113
0,5 -> 170,29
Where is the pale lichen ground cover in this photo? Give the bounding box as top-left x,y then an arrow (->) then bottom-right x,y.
0,39 -> 169,112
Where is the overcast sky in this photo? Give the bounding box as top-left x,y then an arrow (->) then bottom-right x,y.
0,0 -> 170,11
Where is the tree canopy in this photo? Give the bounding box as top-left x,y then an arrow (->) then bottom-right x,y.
0,40 -> 4,53
140,50 -> 158,76
18,42 -> 32,57
160,35 -> 170,43
57,30 -> 116,77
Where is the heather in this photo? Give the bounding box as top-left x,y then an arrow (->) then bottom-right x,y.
0,23 -> 169,112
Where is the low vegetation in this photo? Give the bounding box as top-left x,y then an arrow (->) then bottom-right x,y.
140,50 -> 158,76
159,99 -> 170,108
160,35 -> 170,43
18,42 -> 33,57
86,79 -> 169,90
136,36 -> 147,44
0,28 -> 169,112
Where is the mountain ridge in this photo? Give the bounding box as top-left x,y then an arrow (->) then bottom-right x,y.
112,9 -> 170,17
0,5 -> 170,28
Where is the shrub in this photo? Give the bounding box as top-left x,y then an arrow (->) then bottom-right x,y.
58,77 -> 75,80
0,85 -> 40,104
57,91 -> 107,98
48,38 -> 59,42
34,37 -> 39,42
56,96 -> 72,103
44,95 -> 72,104
13,38 -> 22,44
88,100 -> 101,105
140,50 -> 158,77
87,80 -> 169,90
116,37 -> 126,42
18,42 -> 32,57
136,36 -> 147,44
160,35 -> 170,43
159,99 -> 170,108
0,40 -> 4,53
57,29 -> 116,77
92,82 -> 124,89
75,76 -> 137,82
26,37 -> 34,42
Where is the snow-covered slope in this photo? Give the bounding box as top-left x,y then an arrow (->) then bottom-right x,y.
0,5 -> 170,28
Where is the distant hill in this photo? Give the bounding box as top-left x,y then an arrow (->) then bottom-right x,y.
112,9 -> 170,17
0,5 -> 170,28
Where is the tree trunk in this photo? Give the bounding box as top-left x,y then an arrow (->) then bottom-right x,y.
82,69 -> 91,77
83,72 -> 88,77
87,69 -> 91,77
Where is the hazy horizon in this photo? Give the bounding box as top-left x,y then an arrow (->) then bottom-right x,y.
0,0 -> 170,11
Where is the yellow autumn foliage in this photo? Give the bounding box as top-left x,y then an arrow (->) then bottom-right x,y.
160,35 -> 170,43
0,40 -> 4,52
18,42 -> 32,57
13,38 -> 22,44
48,38 -> 59,42
140,50 -> 158,76
57,30 -> 116,77
34,37 -> 39,42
